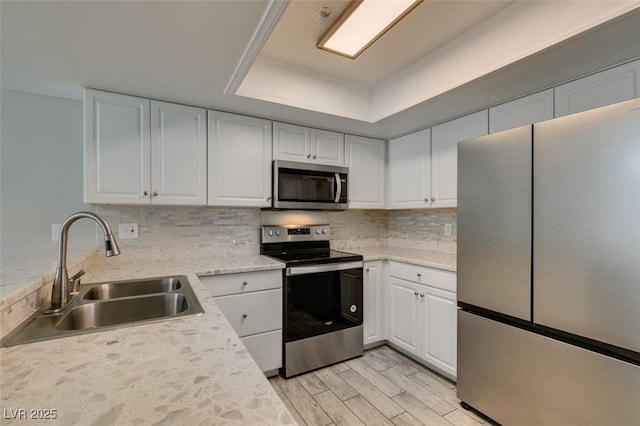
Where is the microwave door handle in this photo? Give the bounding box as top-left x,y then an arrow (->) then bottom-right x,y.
334,173 -> 342,203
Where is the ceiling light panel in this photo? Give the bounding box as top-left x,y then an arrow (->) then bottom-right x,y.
318,0 -> 422,59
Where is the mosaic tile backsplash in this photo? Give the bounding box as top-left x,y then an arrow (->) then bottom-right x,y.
95,206 -> 456,255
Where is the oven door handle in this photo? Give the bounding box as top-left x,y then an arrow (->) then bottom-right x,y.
286,261 -> 363,276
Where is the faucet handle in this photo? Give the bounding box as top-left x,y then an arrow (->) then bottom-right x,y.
69,269 -> 86,295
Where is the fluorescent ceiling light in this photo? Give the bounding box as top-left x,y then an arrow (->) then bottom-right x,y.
317,0 -> 422,59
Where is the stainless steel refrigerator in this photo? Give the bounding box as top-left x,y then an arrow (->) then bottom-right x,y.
457,98 -> 640,425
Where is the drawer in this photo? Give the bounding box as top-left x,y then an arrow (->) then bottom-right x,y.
241,330 -> 282,373
214,289 -> 282,337
200,269 -> 282,297
389,261 -> 456,292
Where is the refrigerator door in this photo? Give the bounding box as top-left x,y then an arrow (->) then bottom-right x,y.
534,98 -> 640,354
457,125 -> 532,321
458,310 -> 640,426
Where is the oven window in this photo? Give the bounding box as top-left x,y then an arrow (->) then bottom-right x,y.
285,268 -> 363,342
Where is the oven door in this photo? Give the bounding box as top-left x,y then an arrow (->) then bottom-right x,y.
284,261 -> 363,343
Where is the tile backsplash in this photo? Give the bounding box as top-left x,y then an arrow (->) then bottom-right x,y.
96,206 -> 456,256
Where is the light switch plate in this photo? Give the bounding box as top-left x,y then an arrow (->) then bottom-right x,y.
119,223 -> 139,239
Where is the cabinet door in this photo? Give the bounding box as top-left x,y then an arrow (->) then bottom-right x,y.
151,101 -> 207,205
431,110 -> 488,208
420,286 -> 457,379
311,129 -> 344,166
387,129 -> 430,209
363,261 -> 383,346
554,59 -> 640,117
345,135 -> 385,209
208,111 -> 272,207
84,89 -> 150,204
273,122 -> 310,162
388,278 -> 420,355
489,89 -> 553,133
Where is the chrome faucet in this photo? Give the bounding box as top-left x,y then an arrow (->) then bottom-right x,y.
49,212 -> 120,312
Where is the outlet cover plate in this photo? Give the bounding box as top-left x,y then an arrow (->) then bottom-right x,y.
119,223 -> 139,239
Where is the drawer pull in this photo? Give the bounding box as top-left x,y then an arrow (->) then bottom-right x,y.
420,293 -> 425,298
417,273 -> 422,277
414,291 -> 419,296
242,313 -> 248,319
242,281 -> 248,286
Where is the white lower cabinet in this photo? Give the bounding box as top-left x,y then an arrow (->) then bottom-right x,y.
387,261 -> 457,379
363,260 -> 384,346
200,269 -> 282,375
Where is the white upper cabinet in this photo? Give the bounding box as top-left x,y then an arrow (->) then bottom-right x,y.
431,110 -> 488,208
85,90 -> 206,205
273,122 -> 344,166
554,60 -> 640,117
387,129 -> 431,209
489,89 -> 554,133
85,90 -> 150,204
345,135 -> 386,209
208,111 -> 272,207
150,101 -> 207,205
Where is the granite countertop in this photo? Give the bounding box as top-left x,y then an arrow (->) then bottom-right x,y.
353,247 -> 456,272
0,252 -> 295,426
0,245 -> 453,425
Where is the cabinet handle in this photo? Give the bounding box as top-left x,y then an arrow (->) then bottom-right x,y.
424,198 -> 429,203
420,293 -> 425,298
152,191 -> 159,197
242,313 -> 248,319
242,281 -> 248,286
365,268 -> 370,272
414,291 -> 419,296
417,273 -> 422,277
306,154 -> 311,158
266,196 -> 271,202
143,191 -> 149,196
313,154 -> 317,159
431,197 -> 436,202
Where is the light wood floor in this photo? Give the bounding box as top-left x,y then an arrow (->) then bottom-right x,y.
269,345 -> 490,426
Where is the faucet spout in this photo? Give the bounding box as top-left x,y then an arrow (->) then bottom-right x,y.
49,211 -> 120,312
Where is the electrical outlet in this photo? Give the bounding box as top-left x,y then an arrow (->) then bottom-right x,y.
52,223 -> 61,241
444,223 -> 452,236
119,223 -> 139,239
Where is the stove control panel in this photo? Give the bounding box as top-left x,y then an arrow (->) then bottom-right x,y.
261,225 -> 330,243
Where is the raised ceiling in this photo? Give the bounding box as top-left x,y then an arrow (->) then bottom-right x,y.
1,1 -> 639,139
260,1 -> 514,85
235,0 -> 640,123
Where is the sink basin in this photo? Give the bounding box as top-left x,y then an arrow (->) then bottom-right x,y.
83,277 -> 182,300
1,275 -> 204,347
58,294 -> 188,330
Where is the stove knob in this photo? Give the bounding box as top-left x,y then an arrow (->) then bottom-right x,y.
275,230 -> 281,236
268,230 -> 273,237
322,228 -> 328,234
316,229 -> 321,235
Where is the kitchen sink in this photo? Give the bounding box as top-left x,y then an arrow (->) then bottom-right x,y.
82,277 -> 182,300
0,275 -> 204,347
58,294 -> 189,330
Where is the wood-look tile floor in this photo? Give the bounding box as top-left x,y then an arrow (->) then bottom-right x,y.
269,345 -> 490,426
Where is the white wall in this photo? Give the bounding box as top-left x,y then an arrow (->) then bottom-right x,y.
0,90 -> 95,265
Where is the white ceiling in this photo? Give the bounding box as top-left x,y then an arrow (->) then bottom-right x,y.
260,1 -> 514,85
2,1 -> 640,139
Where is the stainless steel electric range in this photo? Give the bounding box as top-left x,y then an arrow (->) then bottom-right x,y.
260,225 -> 364,378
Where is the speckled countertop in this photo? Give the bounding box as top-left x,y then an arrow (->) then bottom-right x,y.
0,245 -> 454,425
0,252 -> 295,426
354,247 -> 456,271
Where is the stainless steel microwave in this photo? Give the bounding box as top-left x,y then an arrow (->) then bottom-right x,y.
272,160 -> 348,210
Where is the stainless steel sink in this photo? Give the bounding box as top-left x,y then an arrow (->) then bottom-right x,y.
82,277 -> 182,300
1,275 -> 204,347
